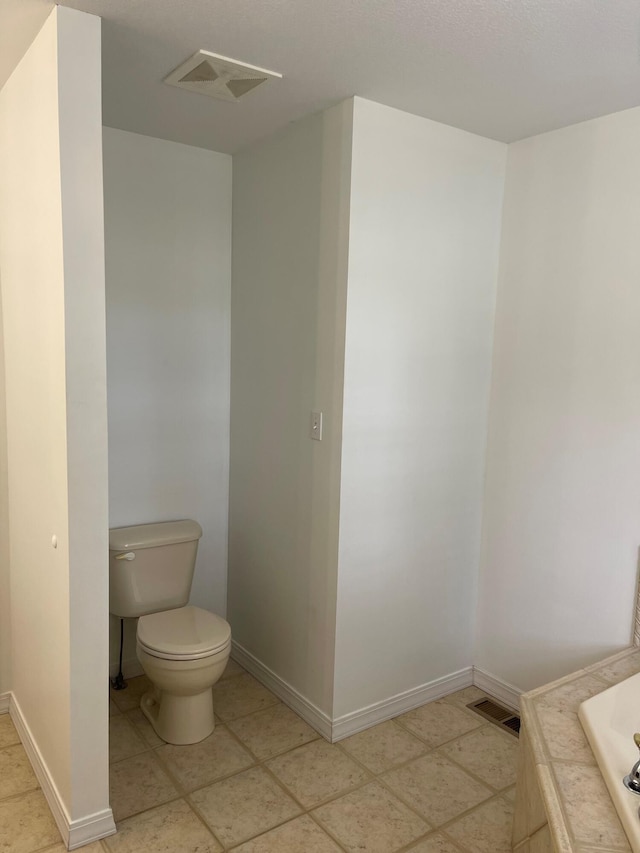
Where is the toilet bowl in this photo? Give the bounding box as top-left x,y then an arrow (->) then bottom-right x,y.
136,605 -> 231,744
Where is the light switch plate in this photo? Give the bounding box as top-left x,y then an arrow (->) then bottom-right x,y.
310,410 -> 323,441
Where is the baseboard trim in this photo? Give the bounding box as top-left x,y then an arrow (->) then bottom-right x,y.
66,808 -> 117,851
228,646 -> 522,741
331,666 -> 474,742
231,641 -> 333,741
0,692 -> 9,714
9,694 -> 116,849
473,666 -> 521,712
109,656 -> 144,680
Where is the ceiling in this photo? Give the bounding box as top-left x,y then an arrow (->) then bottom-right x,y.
3,0 -> 640,153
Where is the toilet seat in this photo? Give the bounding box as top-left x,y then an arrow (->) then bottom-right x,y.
137,605 -> 231,661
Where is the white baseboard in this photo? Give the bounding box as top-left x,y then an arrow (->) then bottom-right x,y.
66,808 -> 117,851
109,655 -> 144,680
331,666 -> 475,741
473,666 -> 521,712
9,694 -> 116,849
231,641 -> 333,741
0,692 -> 9,714
231,643 -> 475,743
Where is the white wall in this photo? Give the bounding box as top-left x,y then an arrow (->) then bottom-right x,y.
0,5 -> 112,834
333,98 -> 507,718
0,287 -> 10,700
103,128 -> 232,672
476,106 -> 640,691
229,101 -> 353,715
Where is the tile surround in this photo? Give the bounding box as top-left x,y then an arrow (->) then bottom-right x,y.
515,646 -> 640,852
0,664 -> 522,853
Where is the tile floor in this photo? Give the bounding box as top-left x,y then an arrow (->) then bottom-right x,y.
0,661 -> 519,852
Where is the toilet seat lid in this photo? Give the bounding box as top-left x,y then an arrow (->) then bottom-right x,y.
137,606 -> 231,659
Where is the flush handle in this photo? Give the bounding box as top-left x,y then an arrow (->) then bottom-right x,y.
115,551 -> 136,561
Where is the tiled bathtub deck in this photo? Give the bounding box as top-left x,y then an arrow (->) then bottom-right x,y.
1,662 -> 519,852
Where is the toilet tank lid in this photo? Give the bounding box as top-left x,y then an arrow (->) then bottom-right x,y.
109,520 -> 203,551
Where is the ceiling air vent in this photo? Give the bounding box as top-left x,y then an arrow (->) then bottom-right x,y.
164,50 -> 282,102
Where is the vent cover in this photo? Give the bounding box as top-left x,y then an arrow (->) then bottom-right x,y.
164,50 -> 282,102
467,698 -> 521,738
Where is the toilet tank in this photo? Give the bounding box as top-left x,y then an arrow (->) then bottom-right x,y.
109,520 -> 203,618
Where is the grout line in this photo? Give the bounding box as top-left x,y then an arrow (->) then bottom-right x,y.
0,781 -> 42,805
106,673 -> 519,852
433,741 -> 514,796
181,796 -> 227,851
304,811 -> 351,853
110,790 -> 184,827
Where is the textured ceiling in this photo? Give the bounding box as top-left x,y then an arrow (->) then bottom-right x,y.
4,0 -> 640,152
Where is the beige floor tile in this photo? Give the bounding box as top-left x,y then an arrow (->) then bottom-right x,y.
446,796 -> 514,853
406,833 -> 465,852
212,674 -> 279,722
221,658 -> 245,679
155,725 -> 255,791
397,700 -> 483,749
0,715 -> 20,749
231,814 -> 342,852
266,738 -> 370,808
312,780 -> 429,853
0,789 -> 61,853
103,798 -> 222,852
125,708 -> 164,748
503,786 -> 516,802
440,725 -> 518,790
109,751 -> 180,822
42,843 -> 107,852
109,700 -> 121,717
440,687 -> 487,710
0,744 -> 38,799
109,714 -> 148,764
190,766 -> 301,847
110,676 -> 153,713
227,703 -> 319,760
383,753 -> 492,827
340,719 -> 427,774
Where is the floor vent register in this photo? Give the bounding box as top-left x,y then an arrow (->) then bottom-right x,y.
467,697 -> 521,737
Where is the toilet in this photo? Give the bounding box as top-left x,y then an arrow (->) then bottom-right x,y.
109,520 -> 231,745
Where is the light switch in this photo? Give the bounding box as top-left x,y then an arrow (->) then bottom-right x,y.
310,410 -> 323,441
